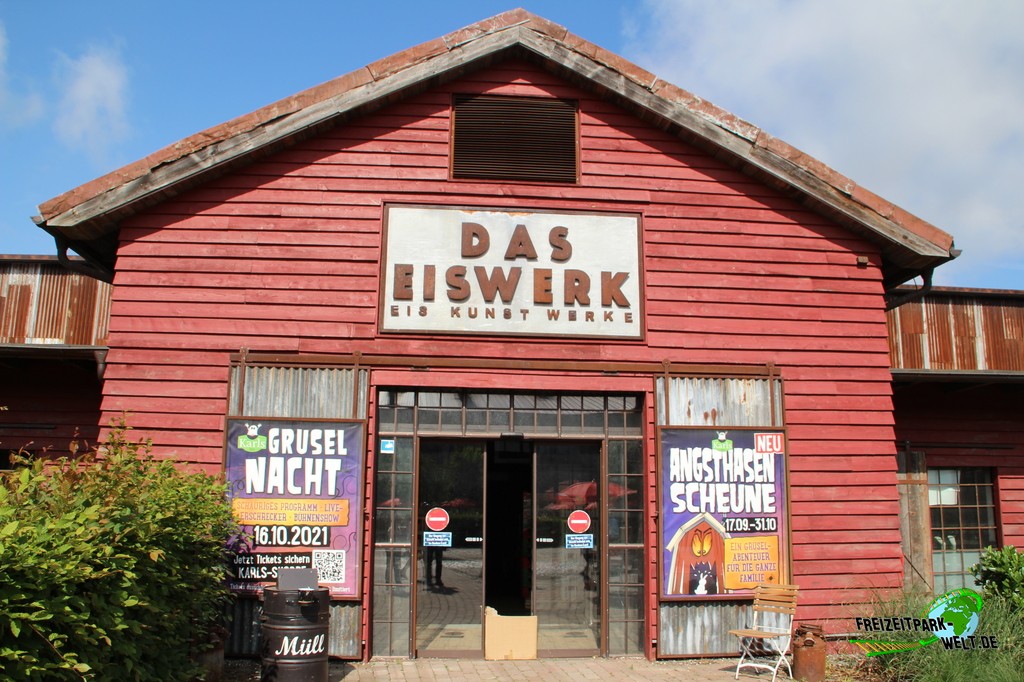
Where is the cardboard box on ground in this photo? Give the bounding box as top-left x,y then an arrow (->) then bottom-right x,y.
483,607 -> 538,660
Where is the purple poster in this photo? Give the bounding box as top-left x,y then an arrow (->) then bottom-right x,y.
659,428 -> 788,600
226,418 -> 364,599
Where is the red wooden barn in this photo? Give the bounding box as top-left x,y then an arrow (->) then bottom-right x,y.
25,9 -> 1000,661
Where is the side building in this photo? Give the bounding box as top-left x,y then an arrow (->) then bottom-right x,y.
888,288 -> 1024,594
0,255 -> 108,460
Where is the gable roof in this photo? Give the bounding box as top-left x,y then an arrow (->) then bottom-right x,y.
34,9 -> 956,288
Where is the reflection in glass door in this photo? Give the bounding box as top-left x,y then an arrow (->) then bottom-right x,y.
414,438 -> 604,657
415,441 -> 484,656
534,442 -> 602,656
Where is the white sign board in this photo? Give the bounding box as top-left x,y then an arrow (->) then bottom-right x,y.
381,206 -> 642,339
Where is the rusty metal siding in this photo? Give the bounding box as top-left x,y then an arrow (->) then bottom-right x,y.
657,601 -> 755,656
985,300 -> 1024,371
656,377 -> 783,427
228,366 -> 369,419
891,302 -> 926,369
0,260 -> 111,346
327,603 -> 362,657
950,300 -> 979,370
888,292 -> 1024,372
925,299 -> 953,369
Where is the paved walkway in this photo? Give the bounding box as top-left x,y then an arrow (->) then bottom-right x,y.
228,654 -> 873,681
330,657 -> 745,680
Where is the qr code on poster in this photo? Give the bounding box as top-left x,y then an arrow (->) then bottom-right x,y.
312,550 -> 346,583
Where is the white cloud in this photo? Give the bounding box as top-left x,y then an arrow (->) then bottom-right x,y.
53,44 -> 130,162
625,0 -> 1024,289
0,22 -> 45,129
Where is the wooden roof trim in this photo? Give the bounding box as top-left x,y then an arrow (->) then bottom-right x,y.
39,27 -> 527,235
230,350 -> 777,377
36,8 -> 954,265
518,28 -> 951,259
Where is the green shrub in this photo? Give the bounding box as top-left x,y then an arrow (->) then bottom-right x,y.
0,421 -> 237,680
970,546 -> 1024,609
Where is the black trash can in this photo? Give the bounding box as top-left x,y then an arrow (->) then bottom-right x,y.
260,587 -> 330,682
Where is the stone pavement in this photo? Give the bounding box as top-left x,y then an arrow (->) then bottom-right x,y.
328,657 -> 763,681
227,656 -> 778,681
227,654 -> 874,681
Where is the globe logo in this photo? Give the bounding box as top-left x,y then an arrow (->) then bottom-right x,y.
927,588 -> 983,642
852,588 -> 990,656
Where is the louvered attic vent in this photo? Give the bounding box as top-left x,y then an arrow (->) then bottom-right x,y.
452,94 -> 578,183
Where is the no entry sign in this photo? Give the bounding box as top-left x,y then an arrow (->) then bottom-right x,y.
425,507 -> 450,532
567,510 -> 591,534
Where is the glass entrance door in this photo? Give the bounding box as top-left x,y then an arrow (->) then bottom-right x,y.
534,442 -> 602,656
415,441 -> 484,656
414,438 -> 602,657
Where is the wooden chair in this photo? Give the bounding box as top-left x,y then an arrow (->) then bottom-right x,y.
728,583 -> 799,681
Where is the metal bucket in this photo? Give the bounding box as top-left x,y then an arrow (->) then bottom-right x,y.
260,587 -> 330,682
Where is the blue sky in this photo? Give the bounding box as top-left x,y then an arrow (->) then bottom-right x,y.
2,1 -> 1022,290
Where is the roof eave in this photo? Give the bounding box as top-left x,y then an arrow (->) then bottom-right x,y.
512,29 -> 955,285
37,12 -> 956,286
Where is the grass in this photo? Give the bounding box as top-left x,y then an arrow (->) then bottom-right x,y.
855,591 -> 1024,682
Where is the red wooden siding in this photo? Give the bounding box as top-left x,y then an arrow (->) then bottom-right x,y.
0,358 -> 102,460
103,59 -> 901,627
893,383 -> 1024,547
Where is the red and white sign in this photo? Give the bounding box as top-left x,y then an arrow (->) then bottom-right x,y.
567,509 -> 591,534
755,432 -> 785,454
424,507 -> 450,532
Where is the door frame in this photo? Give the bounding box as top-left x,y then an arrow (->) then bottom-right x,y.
532,438 -> 606,658
411,435 -> 607,658
412,437 -> 488,658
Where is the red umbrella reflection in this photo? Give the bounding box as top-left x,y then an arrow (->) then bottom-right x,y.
544,481 -> 633,510
441,497 -> 478,508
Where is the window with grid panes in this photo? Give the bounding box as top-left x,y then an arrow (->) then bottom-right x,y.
371,436 -> 414,656
376,389 -> 641,438
606,439 -> 645,655
928,467 -> 997,593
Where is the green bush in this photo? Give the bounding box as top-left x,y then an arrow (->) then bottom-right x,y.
0,422 -> 237,680
970,546 -> 1024,609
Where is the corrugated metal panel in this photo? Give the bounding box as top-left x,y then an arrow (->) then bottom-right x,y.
888,293 -> 1024,372
328,602 -> 362,657
226,599 -> 361,658
0,260 -> 111,346
225,598 -> 261,657
950,300 -> 979,370
229,366 -> 369,419
889,303 -> 926,369
658,601 -> 756,656
985,299 -> 1024,371
656,377 -> 783,427
925,299 -> 953,369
